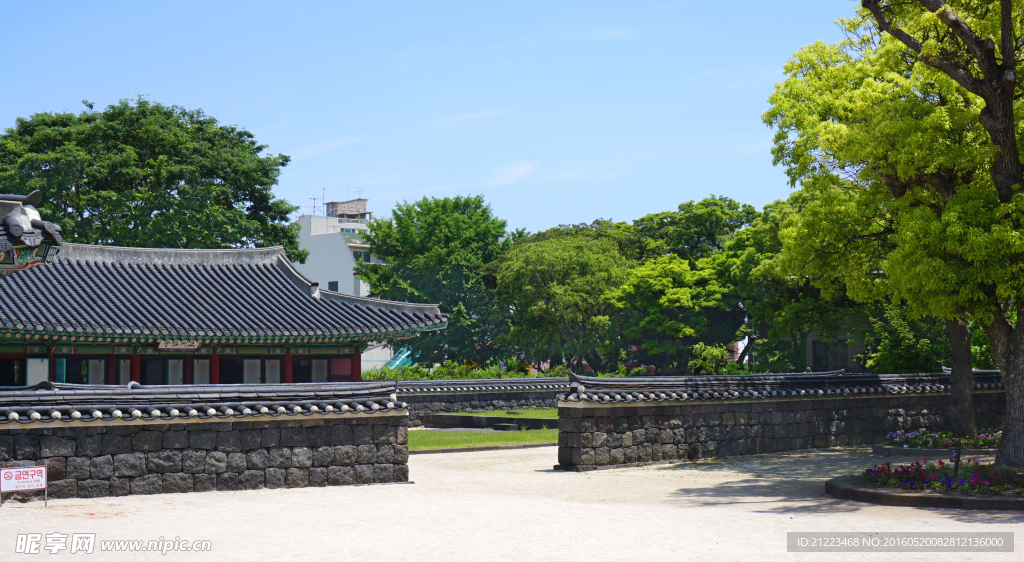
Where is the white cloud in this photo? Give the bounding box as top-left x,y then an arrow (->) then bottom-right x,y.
290,136 -> 360,159
489,161 -> 538,186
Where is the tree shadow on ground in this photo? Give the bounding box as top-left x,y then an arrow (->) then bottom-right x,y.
665,477 -> 864,515
655,447 -> 1024,519
650,448 -> 869,514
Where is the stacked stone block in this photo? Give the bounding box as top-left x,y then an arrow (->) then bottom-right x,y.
0,416 -> 409,500
556,392 -> 1005,471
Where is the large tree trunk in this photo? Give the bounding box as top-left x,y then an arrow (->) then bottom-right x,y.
979,315 -> 1024,468
945,318 -> 977,437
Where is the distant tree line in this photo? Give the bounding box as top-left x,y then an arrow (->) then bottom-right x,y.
355,193 -> 991,376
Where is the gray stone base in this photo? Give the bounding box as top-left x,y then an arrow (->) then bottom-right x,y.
0,416 -> 410,501
556,392 -> 1005,471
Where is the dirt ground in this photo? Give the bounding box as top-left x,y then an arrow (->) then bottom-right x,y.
0,447 -> 1020,561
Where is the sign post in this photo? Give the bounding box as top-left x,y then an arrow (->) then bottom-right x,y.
0,465 -> 48,507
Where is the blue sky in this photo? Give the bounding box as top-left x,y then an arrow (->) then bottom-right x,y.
1,1 -> 853,233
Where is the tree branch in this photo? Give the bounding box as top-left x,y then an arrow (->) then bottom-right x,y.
880,171 -> 959,199
862,0 -> 986,95
863,0 -> 1022,203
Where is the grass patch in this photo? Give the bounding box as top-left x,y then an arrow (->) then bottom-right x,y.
408,429 -> 558,450
449,408 -> 558,419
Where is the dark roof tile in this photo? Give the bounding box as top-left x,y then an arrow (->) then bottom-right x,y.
558,371 -> 1004,403
0,244 -> 446,340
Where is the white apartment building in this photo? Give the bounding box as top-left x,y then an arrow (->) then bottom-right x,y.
292,198 -> 393,370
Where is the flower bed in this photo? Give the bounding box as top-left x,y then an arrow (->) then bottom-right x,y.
862,458 -> 1023,497
885,430 -> 1001,449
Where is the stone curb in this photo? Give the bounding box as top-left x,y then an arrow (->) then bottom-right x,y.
410,443 -> 556,455
825,475 -> 1024,510
871,444 -> 996,458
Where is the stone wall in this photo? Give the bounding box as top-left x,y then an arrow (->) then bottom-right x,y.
0,415 -> 408,500
555,392 -> 1005,472
402,392 -> 557,425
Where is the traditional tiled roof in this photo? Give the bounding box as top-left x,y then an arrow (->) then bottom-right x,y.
0,243 -> 446,342
559,371 -> 1005,403
0,380 -> 405,425
398,378 -> 569,395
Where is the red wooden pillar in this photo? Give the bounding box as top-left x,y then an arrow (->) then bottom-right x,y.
210,353 -> 220,385
106,354 -> 117,385
351,353 -> 362,382
184,357 -> 193,385
283,352 -> 293,383
48,350 -> 56,382
130,354 -> 141,383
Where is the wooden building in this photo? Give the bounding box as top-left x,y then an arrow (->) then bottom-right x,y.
0,243 -> 446,386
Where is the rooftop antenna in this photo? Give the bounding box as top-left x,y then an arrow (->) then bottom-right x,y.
356,186 -> 365,198
309,196 -> 320,216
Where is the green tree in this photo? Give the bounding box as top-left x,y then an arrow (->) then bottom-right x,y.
529,218 -> 642,262
861,305 -> 952,374
688,343 -> 746,376
718,195 -> 876,373
493,235 -> 627,372
633,196 -> 758,262
355,195 -> 519,365
0,98 -> 305,261
602,196 -> 758,373
765,4 -> 1024,463
607,254 -> 738,374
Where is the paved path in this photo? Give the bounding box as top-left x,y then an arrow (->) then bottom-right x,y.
0,447 -> 1020,561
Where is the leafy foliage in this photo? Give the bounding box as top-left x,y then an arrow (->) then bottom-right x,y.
687,343 -> 730,376
493,235 -> 628,371
0,97 -> 304,261
860,305 -> 951,374
764,6 -> 1024,465
632,196 -> 757,262
355,195 -> 520,365
607,254 -> 737,373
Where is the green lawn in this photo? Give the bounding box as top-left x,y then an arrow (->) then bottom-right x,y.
449,408 -> 558,419
408,429 -> 558,450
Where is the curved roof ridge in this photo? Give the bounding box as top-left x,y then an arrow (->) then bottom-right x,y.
274,254 -> 444,315
320,289 -> 447,316
59,243 -> 285,266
